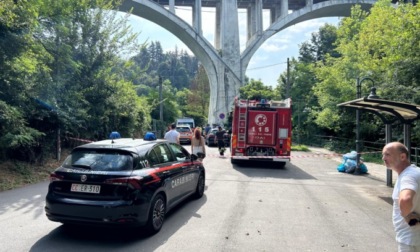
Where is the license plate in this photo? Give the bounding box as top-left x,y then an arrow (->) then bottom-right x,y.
71,183 -> 101,194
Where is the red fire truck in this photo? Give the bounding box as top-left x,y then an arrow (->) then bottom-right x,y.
230,97 -> 292,167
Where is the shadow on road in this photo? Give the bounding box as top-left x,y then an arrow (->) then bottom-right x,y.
30,194 -> 208,252
232,161 -> 316,180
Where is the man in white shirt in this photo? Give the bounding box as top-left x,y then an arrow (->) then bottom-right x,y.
382,142 -> 420,252
164,124 -> 180,144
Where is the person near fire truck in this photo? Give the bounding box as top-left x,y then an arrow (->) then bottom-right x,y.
215,126 -> 226,155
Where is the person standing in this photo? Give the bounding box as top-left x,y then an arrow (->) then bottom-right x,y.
191,128 -> 206,161
382,142 -> 420,251
164,124 -> 180,144
204,124 -> 211,136
214,126 -> 226,155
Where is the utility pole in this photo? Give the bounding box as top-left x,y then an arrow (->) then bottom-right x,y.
286,58 -> 290,98
159,76 -> 164,138
159,76 -> 163,122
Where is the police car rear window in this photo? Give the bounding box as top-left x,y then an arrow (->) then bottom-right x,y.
62,149 -> 133,171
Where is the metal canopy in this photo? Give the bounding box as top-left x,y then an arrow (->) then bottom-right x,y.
338,97 -> 420,124
338,96 -> 420,187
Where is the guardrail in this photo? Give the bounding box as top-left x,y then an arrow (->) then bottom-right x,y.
293,134 -> 420,166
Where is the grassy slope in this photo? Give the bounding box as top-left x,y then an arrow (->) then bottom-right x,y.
0,149 -> 70,192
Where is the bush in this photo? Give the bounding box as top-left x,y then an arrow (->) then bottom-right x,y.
292,144 -> 310,152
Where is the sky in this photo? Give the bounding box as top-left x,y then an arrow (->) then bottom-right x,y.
126,6 -> 342,87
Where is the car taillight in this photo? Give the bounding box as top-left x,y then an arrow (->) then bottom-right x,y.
49,173 -> 64,182
104,176 -> 143,189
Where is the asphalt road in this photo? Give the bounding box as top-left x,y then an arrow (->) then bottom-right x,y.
0,145 -> 397,252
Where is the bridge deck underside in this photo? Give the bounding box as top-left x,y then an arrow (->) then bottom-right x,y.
152,0 -> 316,10
152,0 -> 408,10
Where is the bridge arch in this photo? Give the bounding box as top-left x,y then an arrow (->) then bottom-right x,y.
241,1 -> 377,77
118,0 -> 380,124
118,0 -> 241,124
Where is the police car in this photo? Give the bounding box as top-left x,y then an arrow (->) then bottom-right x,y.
45,138 -> 205,234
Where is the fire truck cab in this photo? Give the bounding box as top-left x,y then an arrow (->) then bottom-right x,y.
230,97 -> 292,167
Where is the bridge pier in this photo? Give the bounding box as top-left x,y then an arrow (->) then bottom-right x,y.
192,0 -> 202,35
210,0 -> 241,125
247,0 -> 263,40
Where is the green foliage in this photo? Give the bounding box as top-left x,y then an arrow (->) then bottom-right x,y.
291,145 -> 310,152
32,0 -> 150,140
357,1 -> 420,103
179,65 -> 210,126
362,152 -> 383,164
240,79 -> 276,100
0,0 -> 154,162
0,101 -> 45,160
299,24 -> 340,63
313,1 -> 420,144
147,79 -> 181,126
9,161 -> 31,176
126,41 -> 202,129
277,23 -> 341,142
127,41 -> 198,90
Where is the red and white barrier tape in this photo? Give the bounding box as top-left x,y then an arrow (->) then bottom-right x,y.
65,136 -> 382,159
207,151 -> 382,159
206,154 -> 340,158
67,137 -> 94,143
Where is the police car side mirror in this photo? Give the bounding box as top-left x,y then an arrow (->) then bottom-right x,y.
191,154 -> 198,161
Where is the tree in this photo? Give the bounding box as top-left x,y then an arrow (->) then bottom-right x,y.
0,0 -> 47,161
33,0 -> 149,139
0,0 -> 153,163
239,79 -> 275,100
313,1 -> 420,145
183,64 -> 210,126
148,79 -> 181,126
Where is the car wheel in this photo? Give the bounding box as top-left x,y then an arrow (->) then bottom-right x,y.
194,173 -> 205,199
145,194 -> 166,234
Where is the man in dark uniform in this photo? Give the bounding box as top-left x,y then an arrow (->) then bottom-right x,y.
214,126 -> 226,155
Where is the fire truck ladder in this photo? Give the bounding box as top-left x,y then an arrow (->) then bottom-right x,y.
237,100 -> 248,148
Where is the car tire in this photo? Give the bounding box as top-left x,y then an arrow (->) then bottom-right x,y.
194,173 -> 205,199
145,193 -> 166,234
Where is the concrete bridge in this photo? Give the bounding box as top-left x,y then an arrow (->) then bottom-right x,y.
118,0 -> 378,124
